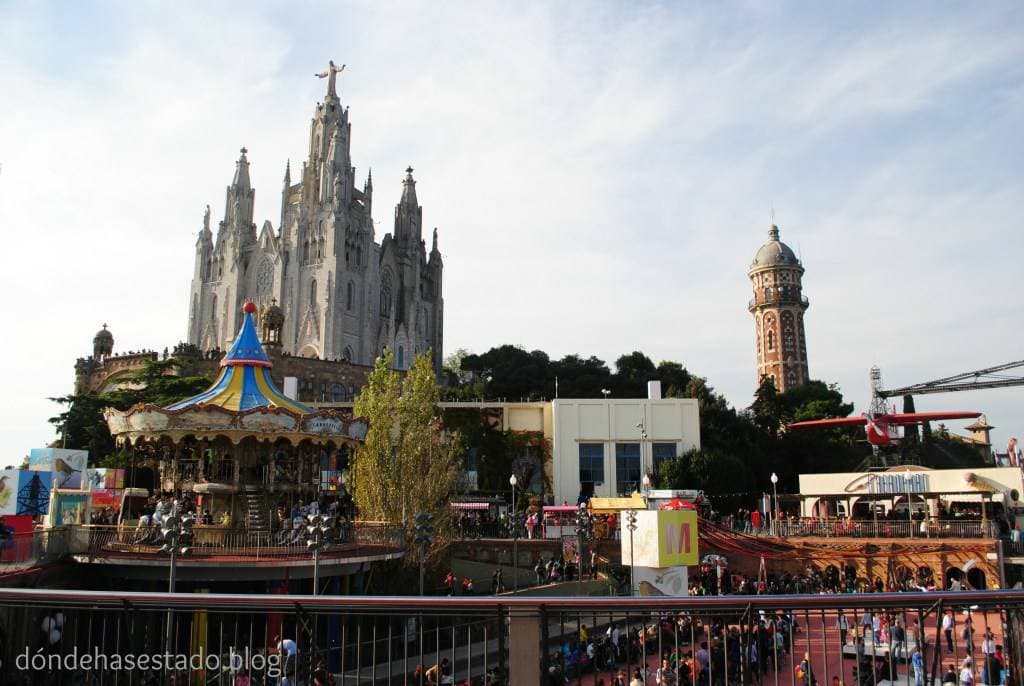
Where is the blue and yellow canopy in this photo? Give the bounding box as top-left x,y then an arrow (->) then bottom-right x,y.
167,303 -> 311,415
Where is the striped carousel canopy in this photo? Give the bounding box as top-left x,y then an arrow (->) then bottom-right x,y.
167,302 -> 311,415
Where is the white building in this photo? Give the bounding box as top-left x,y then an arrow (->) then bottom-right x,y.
442,382 -> 701,505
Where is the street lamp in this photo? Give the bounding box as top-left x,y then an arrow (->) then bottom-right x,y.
642,473 -> 652,501
509,474 -> 519,592
625,509 -> 638,596
160,510 -> 195,660
574,508 -> 591,581
413,512 -> 434,596
601,389 -> 611,399
770,473 -> 779,536
303,514 -> 334,595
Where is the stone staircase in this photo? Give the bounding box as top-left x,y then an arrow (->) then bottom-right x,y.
243,489 -> 269,530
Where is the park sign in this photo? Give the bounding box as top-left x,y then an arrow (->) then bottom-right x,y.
657,509 -> 699,567
620,509 -> 699,569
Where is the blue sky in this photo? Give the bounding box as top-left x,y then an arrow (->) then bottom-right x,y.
1,1 -> 1022,461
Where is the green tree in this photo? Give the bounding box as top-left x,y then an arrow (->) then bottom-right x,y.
352,350 -> 461,560
614,351 -> 656,397
49,357 -> 212,466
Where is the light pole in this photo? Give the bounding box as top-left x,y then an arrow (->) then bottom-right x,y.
601,389 -> 611,399
509,474 -> 518,592
642,473 -> 652,502
303,514 -> 334,595
625,509 -> 638,596
770,472 -> 779,536
574,508 -> 590,581
636,421 -> 648,488
159,510 -> 195,661
413,512 -> 434,596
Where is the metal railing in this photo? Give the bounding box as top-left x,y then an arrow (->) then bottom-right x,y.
763,519 -> 1000,539
0,589 -> 1019,685
0,524 -> 404,565
0,529 -> 69,567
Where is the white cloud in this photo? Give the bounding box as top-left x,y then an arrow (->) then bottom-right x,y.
0,2 -> 1022,459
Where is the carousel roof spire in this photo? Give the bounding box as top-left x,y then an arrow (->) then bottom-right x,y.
166,301 -> 311,414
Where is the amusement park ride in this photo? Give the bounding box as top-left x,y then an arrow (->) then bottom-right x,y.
788,360 -> 1024,450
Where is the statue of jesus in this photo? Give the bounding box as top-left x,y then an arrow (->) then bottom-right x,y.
315,60 -> 346,96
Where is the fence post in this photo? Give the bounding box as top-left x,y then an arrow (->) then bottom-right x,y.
508,606 -> 541,684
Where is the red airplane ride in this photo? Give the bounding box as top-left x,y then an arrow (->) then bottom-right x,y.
788,410 -> 982,447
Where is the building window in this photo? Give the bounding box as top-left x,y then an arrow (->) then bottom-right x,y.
397,345 -> 404,369
330,383 -> 347,402
615,443 -> 641,496
356,245 -> 362,266
579,444 -> 604,489
346,281 -> 354,310
652,443 -> 677,477
767,330 -> 775,351
342,346 -> 353,362
309,279 -> 317,305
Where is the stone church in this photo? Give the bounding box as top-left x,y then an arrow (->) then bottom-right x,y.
187,64 -> 444,373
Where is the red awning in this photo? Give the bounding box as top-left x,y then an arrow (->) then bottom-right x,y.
659,499 -> 696,510
450,502 -> 490,510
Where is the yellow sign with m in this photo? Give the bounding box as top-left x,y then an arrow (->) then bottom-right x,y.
656,510 -> 699,567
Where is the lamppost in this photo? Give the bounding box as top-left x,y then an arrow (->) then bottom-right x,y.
574,508 -> 590,581
642,473 -> 652,502
601,389 -> 611,399
413,512 -> 434,596
303,513 -> 334,595
625,509 -> 638,596
509,474 -> 519,592
770,472 -> 779,536
636,421 -> 648,488
159,510 -> 195,660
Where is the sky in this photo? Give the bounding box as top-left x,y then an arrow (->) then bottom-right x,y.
0,1 -> 1022,461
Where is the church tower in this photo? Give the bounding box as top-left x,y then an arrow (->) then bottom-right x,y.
748,223 -> 809,392
186,61 -> 444,373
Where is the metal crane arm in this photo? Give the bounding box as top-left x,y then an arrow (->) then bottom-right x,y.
878,360 -> 1024,398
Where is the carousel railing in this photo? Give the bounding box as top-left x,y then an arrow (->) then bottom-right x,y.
65,522 -> 405,559
175,458 -> 200,482
207,459 -> 235,483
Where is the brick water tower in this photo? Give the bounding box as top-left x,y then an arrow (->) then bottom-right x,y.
748,223 -> 810,392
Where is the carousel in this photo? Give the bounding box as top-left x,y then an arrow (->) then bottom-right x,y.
105,302 -> 367,531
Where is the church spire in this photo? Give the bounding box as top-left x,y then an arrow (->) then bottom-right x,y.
401,166 -> 418,208
233,147 -> 252,190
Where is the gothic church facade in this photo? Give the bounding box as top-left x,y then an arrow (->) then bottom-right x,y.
187,68 -> 444,373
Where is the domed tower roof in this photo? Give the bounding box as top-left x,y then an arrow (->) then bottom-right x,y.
93,324 -> 114,358
750,225 -> 801,271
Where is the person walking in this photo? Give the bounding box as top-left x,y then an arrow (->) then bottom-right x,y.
837,611 -> 850,646
912,647 -> 925,686
942,610 -> 956,654
959,658 -> 975,686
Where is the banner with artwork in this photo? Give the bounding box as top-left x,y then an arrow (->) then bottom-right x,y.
0,469 -> 52,516
28,448 -> 88,490
90,489 -> 123,509
86,468 -> 125,491
53,494 -> 89,525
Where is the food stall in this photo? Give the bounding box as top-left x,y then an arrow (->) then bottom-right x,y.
541,505 -> 579,539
